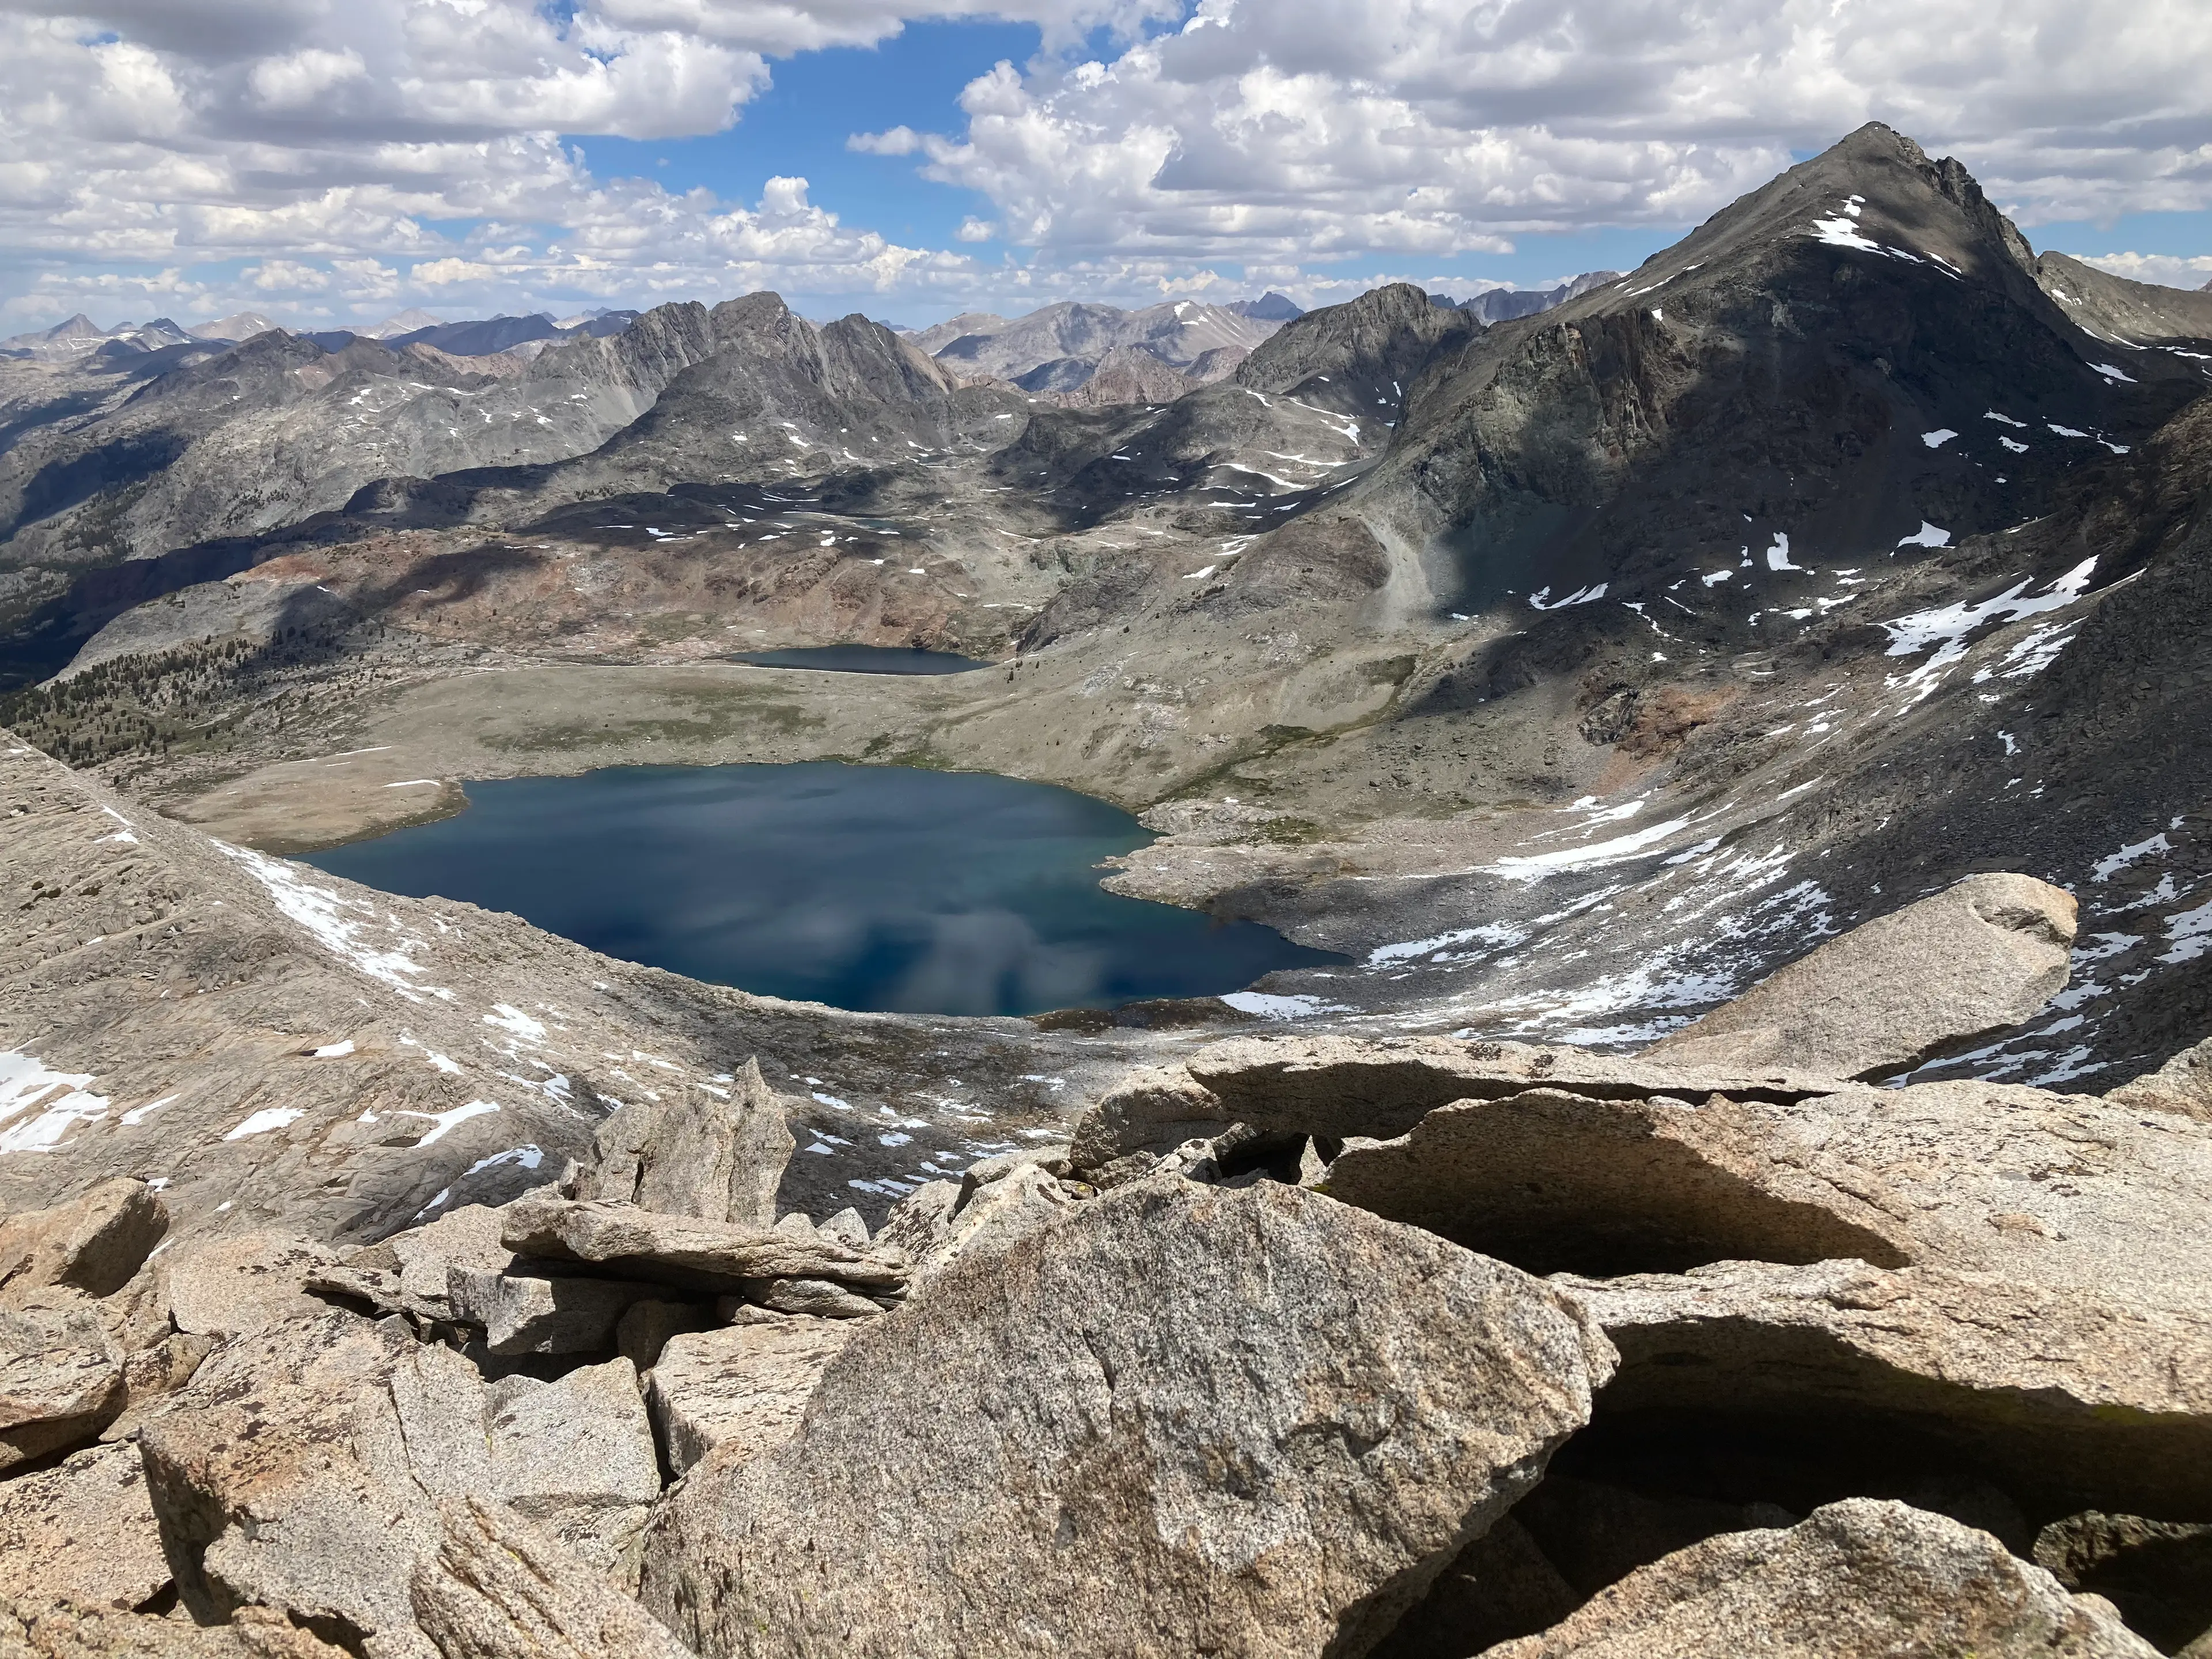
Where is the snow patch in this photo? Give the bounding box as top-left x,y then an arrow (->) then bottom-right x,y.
1895,521 -> 1952,550
483,1005 -> 546,1043
1528,583 -> 1607,609
0,1051 -> 109,1154
1219,991 -> 1355,1020
218,845 -> 449,1002
1368,923 -> 1528,965
1877,558 -> 2096,700
2092,834 -> 2172,882
1490,817 -> 1698,880
224,1107 -> 304,1141
2158,898 -> 2212,964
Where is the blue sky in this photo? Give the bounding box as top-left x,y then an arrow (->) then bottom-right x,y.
575,22 -> 1039,263
563,20 -> 1690,323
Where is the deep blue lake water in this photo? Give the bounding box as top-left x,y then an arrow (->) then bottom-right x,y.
302,763 -> 1342,1016
728,645 -> 987,674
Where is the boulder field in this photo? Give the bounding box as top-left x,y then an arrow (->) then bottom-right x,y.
2,869 -> 2210,1658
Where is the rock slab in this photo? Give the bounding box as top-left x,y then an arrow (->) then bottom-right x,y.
1647,872 -> 2077,1078
641,1180 -> 1616,1659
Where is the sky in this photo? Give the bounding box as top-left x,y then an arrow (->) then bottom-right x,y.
2,0 -> 2209,334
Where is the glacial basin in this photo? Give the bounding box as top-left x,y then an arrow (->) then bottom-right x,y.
302,762 -> 1342,1016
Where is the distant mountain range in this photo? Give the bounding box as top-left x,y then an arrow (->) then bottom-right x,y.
0,281 -> 1615,388
0,311 -> 284,359
0,308 -> 642,364
1449,271 -> 1623,323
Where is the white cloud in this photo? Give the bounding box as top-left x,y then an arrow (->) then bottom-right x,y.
885,0 -> 2212,266
248,46 -> 368,110
2071,251 -> 2212,289
1,0 -> 2207,329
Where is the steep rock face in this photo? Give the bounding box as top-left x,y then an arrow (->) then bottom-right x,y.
641,1180 -> 1615,1659
1236,283 -> 1480,409
1477,1499 -> 2157,1659
1044,343 -> 1205,408
528,297 -> 1020,506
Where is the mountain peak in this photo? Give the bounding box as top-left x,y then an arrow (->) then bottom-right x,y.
361,308 -> 444,340
1582,119 -> 2046,315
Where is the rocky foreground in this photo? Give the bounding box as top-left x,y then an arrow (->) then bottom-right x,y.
3,843 -> 2210,1657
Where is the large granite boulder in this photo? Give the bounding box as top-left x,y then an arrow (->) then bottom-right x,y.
446,1268 -> 666,1356
1074,1035 -> 1824,1176
1321,1086 -> 1910,1276
136,1312 -> 479,1653
0,1297 -> 123,1472
2033,1511 -> 2212,1655
2109,1035 -> 2212,1122
0,1181 -> 167,1304
1066,1065 -> 1232,1176
156,1234 -> 338,1340
579,1058 -> 796,1226
0,1597 -> 350,1658
1319,1074 -> 2212,1291
641,1180 -> 1616,1659
483,1358 -> 662,1586
876,1153 -> 1085,1291
646,1316 -> 854,1477
1476,1499 -> 2157,1658
0,1441 -> 171,1613
1646,872 -> 2077,1078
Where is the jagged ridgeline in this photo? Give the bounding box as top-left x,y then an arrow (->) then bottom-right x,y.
4,122 -> 2212,1658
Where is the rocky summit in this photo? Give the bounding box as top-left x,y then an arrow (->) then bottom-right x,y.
2,122 -> 2211,1658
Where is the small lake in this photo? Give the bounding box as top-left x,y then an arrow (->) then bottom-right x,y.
728,645 -> 988,675
302,763 -> 1342,1016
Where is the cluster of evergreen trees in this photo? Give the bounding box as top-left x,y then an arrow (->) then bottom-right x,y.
0,618 -> 395,768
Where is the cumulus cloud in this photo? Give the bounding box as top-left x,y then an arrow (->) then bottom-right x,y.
2075,252 -> 2212,289
1,0 -> 2207,329
891,0 -> 2212,267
